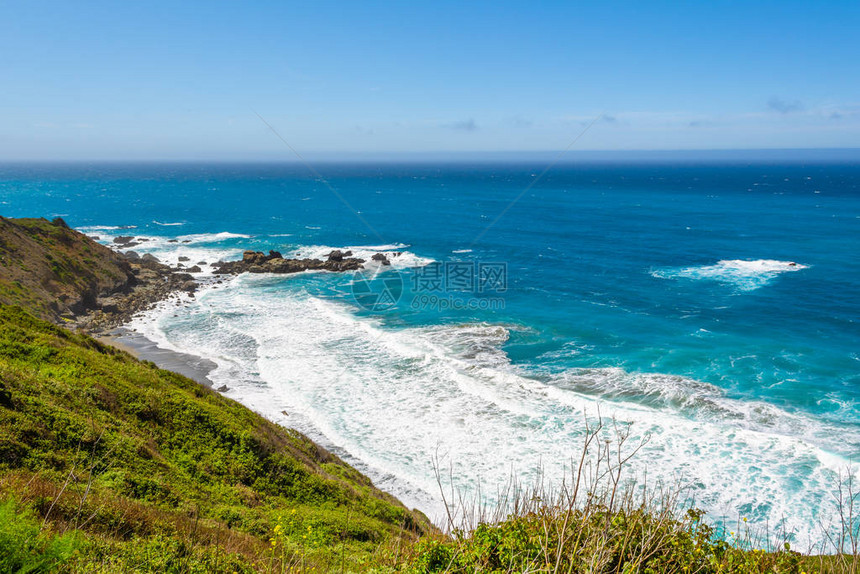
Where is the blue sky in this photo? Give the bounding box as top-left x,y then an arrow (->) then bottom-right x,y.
2,0 -> 859,159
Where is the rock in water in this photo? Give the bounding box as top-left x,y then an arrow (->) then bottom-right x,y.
213,248 -> 366,275
372,253 -> 391,266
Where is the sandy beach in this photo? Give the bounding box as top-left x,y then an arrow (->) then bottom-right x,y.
97,328 -> 218,388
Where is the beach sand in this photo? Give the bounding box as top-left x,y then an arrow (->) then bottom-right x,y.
97,328 -> 218,387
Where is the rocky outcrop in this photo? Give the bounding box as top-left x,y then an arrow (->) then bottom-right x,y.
0,216 -> 136,321
75,250 -> 200,332
372,253 -> 391,266
113,235 -> 142,248
212,249 -> 370,275
0,218 -> 199,334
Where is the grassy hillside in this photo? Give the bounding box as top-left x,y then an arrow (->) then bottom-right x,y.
0,305 -> 429,572
0,217 -> 133,321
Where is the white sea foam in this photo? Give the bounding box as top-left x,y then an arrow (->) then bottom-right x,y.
153,220 -> 184,226
175,231 -> 252,242
128,277 -> 857,547
77,225 -> 137,231
652,259 -> 808,291
452,249 -> 473,254
293,244 -> 435,269
84,225 -> 434,279
85,229 -> 249,276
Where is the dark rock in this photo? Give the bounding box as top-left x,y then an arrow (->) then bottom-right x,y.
243,250 -> 265,264
265,259 -> 297,273
180,281 -> 197,292
178,256 -> 190,262
216,385 -> 229,392
168,239 -> 179,243
52,217 -> 70,228
212,249 -> 366,276
197,261 -> 207,265
371,253 -> 391,266
114,236 -> 136,245
324,258 -> 365,272
124,251 -> 141,261
99,302 -> 120,314
141,253 -> 160,263
90,236 -> 101,241
182,240 -> 191,243
242,250 -> 284,265
327,250 -> 345,261
187,265 -> 202,273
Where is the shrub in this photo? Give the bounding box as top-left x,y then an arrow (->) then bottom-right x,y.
0,498 -> 79,573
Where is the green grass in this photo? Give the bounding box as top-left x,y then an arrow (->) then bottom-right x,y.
0,498 -> 79,573
0,217 -> 133,321
0,304 -> 428,572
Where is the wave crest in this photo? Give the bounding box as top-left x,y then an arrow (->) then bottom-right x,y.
294,244 -> 434,269
651,259 -> 808,291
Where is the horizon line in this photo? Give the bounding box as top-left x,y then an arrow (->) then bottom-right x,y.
2,147 -> 859,164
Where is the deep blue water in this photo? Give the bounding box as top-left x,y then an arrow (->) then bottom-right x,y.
2,161 -> 859,542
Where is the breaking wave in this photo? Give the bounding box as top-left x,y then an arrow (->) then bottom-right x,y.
651,259 -> 808,291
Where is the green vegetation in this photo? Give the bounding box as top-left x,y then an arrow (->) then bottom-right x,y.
0,499 -> 79,573
402,494 -> 808,573
0,305 -> 428,572
0,217 -> 132,321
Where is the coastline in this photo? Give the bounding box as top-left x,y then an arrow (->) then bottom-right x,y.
96,328 -> 218,388
61,222 -> 855,547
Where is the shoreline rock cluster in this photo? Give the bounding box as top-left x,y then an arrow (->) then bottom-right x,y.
75,251 -> 199,333
76,238 -> 400,333
212,248 -> 394,275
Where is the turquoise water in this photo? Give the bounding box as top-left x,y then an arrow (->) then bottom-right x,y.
2,161 -> 859,544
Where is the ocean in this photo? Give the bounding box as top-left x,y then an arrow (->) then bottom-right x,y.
2,160 -> 858,546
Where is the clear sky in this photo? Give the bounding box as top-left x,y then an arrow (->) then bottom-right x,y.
2,0 -> 859,160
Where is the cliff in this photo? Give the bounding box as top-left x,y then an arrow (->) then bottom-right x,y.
0,217 -> 134,321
